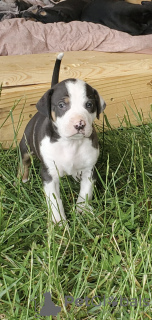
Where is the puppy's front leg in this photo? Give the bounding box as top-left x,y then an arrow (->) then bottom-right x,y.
77,169 -> 95,212
42,169 -> 66,224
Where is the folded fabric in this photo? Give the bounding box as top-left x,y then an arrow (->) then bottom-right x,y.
0,19 -> 152,56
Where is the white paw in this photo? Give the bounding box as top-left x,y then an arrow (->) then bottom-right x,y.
48,202 -> 67,225
51,209 -> 66,225
76,202 -> 94,215
22,178 -> 29,183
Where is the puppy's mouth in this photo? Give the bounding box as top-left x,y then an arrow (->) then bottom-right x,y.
61,123 -> 93,140
68,132 -> 85,139
68,130 -> 93,139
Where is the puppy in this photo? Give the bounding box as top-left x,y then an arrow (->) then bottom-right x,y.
81,0 -> 152,35
18,53 -> 106,224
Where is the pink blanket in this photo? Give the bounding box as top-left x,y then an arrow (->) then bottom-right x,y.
0,18 -> 152,56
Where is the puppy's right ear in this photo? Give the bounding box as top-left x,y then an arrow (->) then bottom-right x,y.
36,89 -> 53,119
94,89 -> 106,120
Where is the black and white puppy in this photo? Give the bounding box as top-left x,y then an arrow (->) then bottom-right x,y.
19,53 -> 106,224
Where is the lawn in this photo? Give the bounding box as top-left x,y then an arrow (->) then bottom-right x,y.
0,100 -> 152,320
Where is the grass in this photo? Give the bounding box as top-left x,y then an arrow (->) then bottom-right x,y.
0,100 -> 152,320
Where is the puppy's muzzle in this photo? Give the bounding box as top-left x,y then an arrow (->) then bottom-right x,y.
74,119 -> 86,132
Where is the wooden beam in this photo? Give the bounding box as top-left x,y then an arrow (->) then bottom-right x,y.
1,51 -> 152,148
126,0 -> 151,3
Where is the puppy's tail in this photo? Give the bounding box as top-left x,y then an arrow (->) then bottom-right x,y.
51,52 -> 64,88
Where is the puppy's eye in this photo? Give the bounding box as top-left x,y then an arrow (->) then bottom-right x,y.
58,101 -> 66,109
86,101 -> 93,108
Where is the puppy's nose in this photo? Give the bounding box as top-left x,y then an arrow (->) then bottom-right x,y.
74,120 -> 86,131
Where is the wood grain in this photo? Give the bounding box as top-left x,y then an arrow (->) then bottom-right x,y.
1,51 -> 152,148
126,0 -> 151,3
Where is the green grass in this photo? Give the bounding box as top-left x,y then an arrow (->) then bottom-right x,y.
1,101 -> 152,320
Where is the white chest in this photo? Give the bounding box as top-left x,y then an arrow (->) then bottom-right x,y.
40,136 -> 99,178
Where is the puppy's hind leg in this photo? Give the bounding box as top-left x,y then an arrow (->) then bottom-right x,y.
18,152 -> 31,183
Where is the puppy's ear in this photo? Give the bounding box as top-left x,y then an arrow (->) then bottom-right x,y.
36,89 -> 53,119
94,89 -> 106,120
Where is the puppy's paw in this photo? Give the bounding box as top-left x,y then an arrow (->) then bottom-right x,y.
22,178 -> 29,183
48,205 -> 67,225
76,202 -> 94,215
13,176 -> 29,187
48,215 -> 69,232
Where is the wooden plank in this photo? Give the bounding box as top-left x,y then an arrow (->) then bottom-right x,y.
1,51 -> 152,148
126,0 -> 150,3
126,0 -> 141,3
1,52 -> 152,87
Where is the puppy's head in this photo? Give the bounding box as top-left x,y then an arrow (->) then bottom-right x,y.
36,78 -> 106,140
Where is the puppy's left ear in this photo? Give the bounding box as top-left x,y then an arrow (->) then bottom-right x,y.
94,89 -> 106,120
36,89 -> 53,119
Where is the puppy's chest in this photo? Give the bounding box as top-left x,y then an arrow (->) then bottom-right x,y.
40,136 -> 99,177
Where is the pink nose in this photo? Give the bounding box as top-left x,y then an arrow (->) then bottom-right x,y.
74,120 -> 86,131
